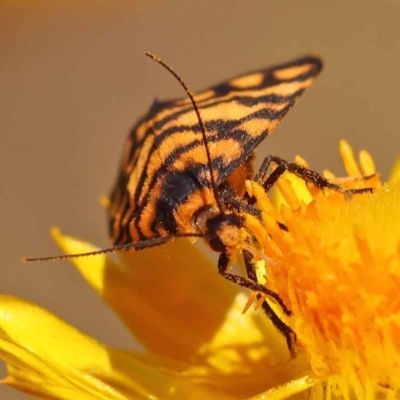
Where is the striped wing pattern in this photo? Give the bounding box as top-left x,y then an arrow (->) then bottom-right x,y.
109,55 -> 323,245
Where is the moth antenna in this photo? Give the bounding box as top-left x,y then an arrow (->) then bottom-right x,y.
144,51 -> 225,214
23,233 -> 203,263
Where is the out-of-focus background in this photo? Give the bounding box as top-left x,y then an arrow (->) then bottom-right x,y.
1,1 -> 400,398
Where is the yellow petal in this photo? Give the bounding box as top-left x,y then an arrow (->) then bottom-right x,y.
51,229 -> 239,360
0,295 -> 237,399
389,156 -> 400,182
246,372 -> 320,400
51,230 -> 310,395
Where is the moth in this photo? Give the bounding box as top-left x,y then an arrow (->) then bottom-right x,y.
28,53 -> 344,352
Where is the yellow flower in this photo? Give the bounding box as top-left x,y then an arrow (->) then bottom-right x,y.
245,140 -> 400,399
1,140 -> 399,399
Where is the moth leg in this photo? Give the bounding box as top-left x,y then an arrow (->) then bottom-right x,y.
218,252 -> 291,316
255,155 -> 373,195
259,294 -> 296,357
224,195 -> 261,218
242,250 -> 296,355
254,155 -> 284,191
242,249 -> 258,282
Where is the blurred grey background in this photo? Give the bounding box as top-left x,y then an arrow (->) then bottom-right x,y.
1,1 -> 400,398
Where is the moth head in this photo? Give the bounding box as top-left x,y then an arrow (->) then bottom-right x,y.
194,207 -> 243,253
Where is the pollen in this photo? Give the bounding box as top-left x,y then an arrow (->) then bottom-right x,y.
246,141 -> 400,399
